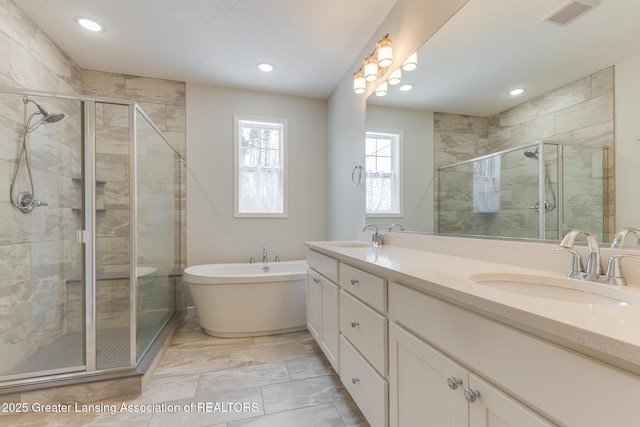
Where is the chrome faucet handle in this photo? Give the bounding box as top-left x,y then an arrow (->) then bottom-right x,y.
611,227 -> 640,248
387,223 -> 404,232
361,224 -> 383,246
553,247 -> 584,278
603,253 -> 640,286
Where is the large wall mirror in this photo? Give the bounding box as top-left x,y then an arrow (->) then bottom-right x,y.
365,0 -> 640,244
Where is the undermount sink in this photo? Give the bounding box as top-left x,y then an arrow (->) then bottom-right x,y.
471,273 -> 640,306
330,241 -> 371,248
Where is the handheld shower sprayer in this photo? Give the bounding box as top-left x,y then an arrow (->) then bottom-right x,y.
9,97 -> 65,213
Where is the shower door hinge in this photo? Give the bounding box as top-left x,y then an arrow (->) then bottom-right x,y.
77,229 -> 87,244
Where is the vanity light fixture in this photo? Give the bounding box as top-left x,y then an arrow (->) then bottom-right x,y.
509,88 -> 525,96
402,52 -> 418,71
257,62 -> 274,72
77,17 -> 103,32
353,33 -> 395,93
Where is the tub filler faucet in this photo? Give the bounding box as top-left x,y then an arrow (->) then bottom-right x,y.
262,244 -> 268,263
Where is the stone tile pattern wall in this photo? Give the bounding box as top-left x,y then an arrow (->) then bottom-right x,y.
0,0 -> 187,373
82,70 -> 186,328
436,67 -> 614,241
0,0 -> 84,372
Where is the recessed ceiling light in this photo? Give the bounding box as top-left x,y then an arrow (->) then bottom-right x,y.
509,88 -> 525,96
399,84 -> 414,92
257,63 -> 274,72
77,18 -> 103,32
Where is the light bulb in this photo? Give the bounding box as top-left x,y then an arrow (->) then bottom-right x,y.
388,68 -> 402,85
377,37 -> 393,68
364,55 -> 379,82
375,81 -> 388,97
353,71 -> 366,94
402,52 -> 418,71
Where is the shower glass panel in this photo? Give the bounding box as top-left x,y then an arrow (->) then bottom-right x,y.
94,102 -> 132,370
436,141 -> 611,241
0,93 -> 85,379
135,108 -> 179,359
0,89 -> 182,391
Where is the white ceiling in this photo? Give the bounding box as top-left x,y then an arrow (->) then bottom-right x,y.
369,0 -> 640,116
13,0 -> 397,99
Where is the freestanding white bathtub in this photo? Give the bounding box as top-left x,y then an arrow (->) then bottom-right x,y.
183,260 -> 307,337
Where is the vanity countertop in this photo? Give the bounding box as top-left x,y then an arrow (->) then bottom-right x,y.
306,241 -> 640,375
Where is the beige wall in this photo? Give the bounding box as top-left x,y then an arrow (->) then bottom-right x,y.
186,84 -> 327,265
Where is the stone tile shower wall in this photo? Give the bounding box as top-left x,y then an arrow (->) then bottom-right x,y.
435,67 -> 614,241
82,70 -> 187,327
0,0 -> 186,372
0,0 -> 84,371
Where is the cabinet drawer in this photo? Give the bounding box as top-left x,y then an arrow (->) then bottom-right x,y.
339,263 -> 386,312
307,249 -> 338,283
340,335 -> 388,427
340,290 -> 386,375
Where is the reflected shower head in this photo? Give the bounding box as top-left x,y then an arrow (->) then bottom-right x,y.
23,96 -> 65,131
524,147 -> 539,160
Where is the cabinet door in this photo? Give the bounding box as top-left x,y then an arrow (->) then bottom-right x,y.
389,322 -> 468,427
306,270 -> 322,342
321,279 -> 339,369
468,374 -> 555,427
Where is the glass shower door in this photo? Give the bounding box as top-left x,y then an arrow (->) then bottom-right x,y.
0,93 -> 85,379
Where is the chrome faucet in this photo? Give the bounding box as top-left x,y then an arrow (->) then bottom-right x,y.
361,224 -> 383,246
556,229 -> 602,281
387,223 -> 404,232
611,227 -> 640,248
602,253 -> 640,286
262,244 -> 268,263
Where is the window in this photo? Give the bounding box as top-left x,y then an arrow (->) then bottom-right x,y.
365,131 -> 401,215
234,115 -> 288,217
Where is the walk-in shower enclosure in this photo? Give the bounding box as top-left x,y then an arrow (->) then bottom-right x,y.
0,89 -> 182,386
436,141 -> 613,241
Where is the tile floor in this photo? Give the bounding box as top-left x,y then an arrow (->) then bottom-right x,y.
1,308 -> 369,426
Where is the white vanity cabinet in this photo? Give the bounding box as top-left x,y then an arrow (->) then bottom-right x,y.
389,322 -> 553,427
338,262 -> 388,427
306,250 -> 339,370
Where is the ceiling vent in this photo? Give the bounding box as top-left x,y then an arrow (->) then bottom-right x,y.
543,0 -> 601,25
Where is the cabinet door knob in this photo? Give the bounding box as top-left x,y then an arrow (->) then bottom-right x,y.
313,277 -> 321,283
464,388 -> 481,403
447,376 -> 462,390
351,376 -> 360,384
351,320 -> 359,328
350,278 -> 359,285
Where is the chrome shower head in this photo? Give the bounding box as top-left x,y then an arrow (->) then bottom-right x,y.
524,147 -> 539,160
23,96 -> 65,131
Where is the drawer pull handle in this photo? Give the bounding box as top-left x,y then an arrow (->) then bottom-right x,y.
447,376 -> 462,390
351,376 -> 360,384
464,388 -> 481,403
313,277 -> 321,283
351,320 -> 359,328
350,278 -> 359,285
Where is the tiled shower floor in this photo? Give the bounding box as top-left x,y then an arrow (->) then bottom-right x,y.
7,328 -> 130,375
1,308 -> 369,426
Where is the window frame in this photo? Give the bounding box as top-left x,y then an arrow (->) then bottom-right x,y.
234,114 -> 289,218
365,129 -> 403,217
